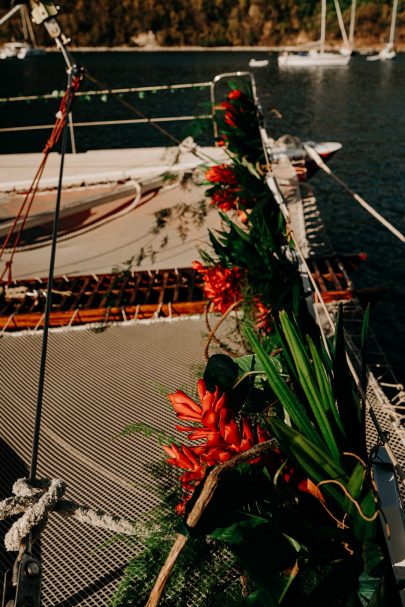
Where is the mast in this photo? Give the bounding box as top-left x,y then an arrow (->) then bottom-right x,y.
0,4 -> 36,47
320,0 -> 326,54
22,5 -> 37,47
349,0 -> 356,47
0,3 -> 23,27
334,0 -> 350,49
389,0 -> 398,48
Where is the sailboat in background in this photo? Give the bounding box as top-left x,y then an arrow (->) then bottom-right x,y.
278,0 -> 351,67
367,0 -> 398,61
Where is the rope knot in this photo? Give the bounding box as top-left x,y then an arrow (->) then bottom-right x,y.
0,477 -> 135,552
0,478 -> 66,552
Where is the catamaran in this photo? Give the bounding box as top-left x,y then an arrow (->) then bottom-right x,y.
1,3 -> 405,607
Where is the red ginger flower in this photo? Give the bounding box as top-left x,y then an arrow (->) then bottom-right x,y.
211,188 -> 239,212
254,298 -> 272,333
205,164 -> 239,187
227,89 -> 243,101
192,261 -> 242,314
164,379 -> 270,513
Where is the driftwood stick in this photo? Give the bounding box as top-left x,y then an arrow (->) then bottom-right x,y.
204,302 -> 236,357
145,439 -> 276,607
204,299 -> 243,360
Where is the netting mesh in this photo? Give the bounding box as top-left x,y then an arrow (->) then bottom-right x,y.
0,314 -> 242,606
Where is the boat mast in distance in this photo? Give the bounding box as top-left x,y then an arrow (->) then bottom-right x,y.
0,3 -> 42,59
278,0 -> 351,67
349,0 -> 356,50
367,0 -> 398,61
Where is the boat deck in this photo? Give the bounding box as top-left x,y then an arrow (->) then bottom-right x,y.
0,146 -> 226,191
2,175 -> 222,280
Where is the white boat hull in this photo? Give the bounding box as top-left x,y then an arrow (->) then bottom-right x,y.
278,51 -> 350,67
248,59 -> 269,68
367,48 -> 396,62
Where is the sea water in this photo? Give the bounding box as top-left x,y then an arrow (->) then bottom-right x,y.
0,51 -> 404,380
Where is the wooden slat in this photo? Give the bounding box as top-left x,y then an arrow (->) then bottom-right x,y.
325,259 -> 343,290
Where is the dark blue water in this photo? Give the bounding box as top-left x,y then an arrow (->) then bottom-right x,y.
0,51 -> 404,380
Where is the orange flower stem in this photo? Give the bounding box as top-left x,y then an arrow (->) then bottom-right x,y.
204,299 -> 243,361
204,301 -> 238,357
145,439 -> 276,607
232,370 -> 266,389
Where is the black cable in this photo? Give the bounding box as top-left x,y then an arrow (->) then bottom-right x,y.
28,69 -> 76,493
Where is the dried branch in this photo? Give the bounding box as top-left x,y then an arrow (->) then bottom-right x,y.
145,439 -> 276,607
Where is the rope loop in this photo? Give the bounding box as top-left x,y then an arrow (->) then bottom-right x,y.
0,476 -> 134,553
0,478 -> 66,552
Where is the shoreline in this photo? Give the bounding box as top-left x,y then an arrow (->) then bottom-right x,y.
45,44 -> 404,53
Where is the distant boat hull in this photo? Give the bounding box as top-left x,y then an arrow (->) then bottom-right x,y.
271,139 -> 342,181
248,59 -> 269,68
0,42 -> 45,60
367,47 -> 396,61
278,51 -> 350,67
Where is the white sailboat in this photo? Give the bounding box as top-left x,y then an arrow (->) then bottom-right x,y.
278,0 -> 351,67
367,0 -> 398,61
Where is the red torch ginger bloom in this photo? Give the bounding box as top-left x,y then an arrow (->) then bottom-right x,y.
227,89 -> 243,101
211,188 -> 239,212
254,298 -> 272,333
224,112 -> 237,128
205,164 -> 239,187
164,379 -> 271,514
168,379 -> 227,424
192,261 -> 242,314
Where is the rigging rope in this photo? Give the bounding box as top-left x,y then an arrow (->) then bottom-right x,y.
0,74 -> 82,284
303,144 -> 405,244
28,70 -> 82,497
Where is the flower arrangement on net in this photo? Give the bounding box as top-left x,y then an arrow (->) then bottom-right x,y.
163,378 -> 321,517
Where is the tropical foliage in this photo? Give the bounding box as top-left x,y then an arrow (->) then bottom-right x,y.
113,83 -> 392,606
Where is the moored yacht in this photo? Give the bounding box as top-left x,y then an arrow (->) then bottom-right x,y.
278,0 -> 351,67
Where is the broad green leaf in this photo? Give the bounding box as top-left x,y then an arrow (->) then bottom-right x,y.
345,462 -> 377,541
333,305 -> 362,451
235,353 -> 282,376
203,354 -> 239,392
246,588 -> 277,606
210,515 -> 267,544
245,326 -> 322,448
358,572 -> 381,606
307,335 -> 345,438
362,540 -> 385,577
280,311 -> 340,462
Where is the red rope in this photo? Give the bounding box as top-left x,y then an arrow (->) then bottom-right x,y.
0,75 -> 81,284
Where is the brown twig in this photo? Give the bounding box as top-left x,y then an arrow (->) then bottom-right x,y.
145,439 -> 276,607
204,299 -> 243,360
317,479 -> 379,523
204,301 -> 238,357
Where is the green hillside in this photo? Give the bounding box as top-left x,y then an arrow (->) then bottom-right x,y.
0,1 -> 403,48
